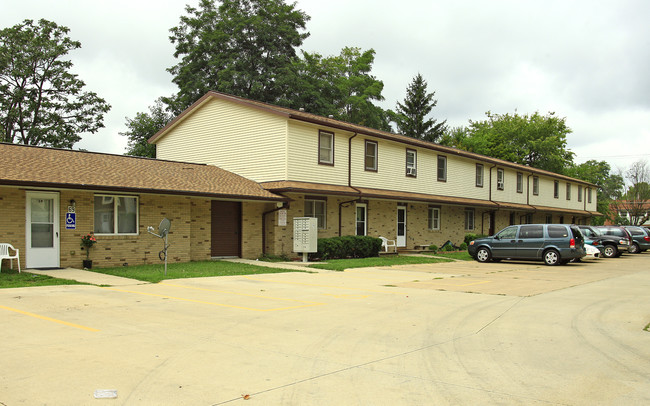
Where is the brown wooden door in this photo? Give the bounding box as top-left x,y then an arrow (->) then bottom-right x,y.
211,201 -> 241,257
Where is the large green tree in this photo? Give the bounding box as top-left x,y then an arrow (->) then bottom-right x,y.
282,47 -> 390,131
0,19 -> 111,148
121,98 -> 174,158
167,0 -> 309,112
439,111 -> 574,173
565,160 -> 624,225
392,73 -> 446,142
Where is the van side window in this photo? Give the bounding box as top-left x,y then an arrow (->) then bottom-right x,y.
496,226 -> 518,239
548,225 -> 568,238
519,225 -> 544,239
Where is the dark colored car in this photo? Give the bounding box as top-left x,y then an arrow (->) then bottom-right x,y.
468,224 -> 586,266
577,225 -> 628,258
594,226 -> 633,258
622,226 -> 650,253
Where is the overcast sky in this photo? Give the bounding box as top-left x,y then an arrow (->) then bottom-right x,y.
3,0 -> 649,172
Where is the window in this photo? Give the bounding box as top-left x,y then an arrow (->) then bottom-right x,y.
497,168 -> 504,190
406,149 -> 417,177
520,225 -> 544,238
464,208 -> 475,231
578,185 -> 583,202
496,226 -> 517,239
533,176 -> 539,195
509,212 -> 516,225
364,140 -> 377,171
554,181 -> 559,199
356,203 -> 367,236
566,183 -> 571,200
548,225 -> 569,238
94,195 -> 138,235
545,214 -> 553,223
588,188 -> 592,203
428,206 -> 440,230
437,155 -> 447,181
475,164 -> 484,187
516,172 -> 523,193
318,131 -> 334,165
304,197 -> 326,229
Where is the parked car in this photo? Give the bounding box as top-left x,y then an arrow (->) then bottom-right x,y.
622,226 -> 650,253
577,225 -> 627,258
582,243 -> 602,260
468,224 -> 586,266
594,226 -> 633,258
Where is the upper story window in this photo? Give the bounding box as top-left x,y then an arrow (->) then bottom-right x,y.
554,180 -> 560,199
533,176 -> 539,195
364,140 -> 378,171
304,197 -> 326,229
437,155 -> 447,182
318,131 -> 334,165
578,185 -> 583,202
476,164 -> 484,187
94,195 -> 138,235
497,168 -> 504,190
516,172 -> 523,193
566,183 -> 571,200
588,187 -> 592,203
406,149 -> 417,177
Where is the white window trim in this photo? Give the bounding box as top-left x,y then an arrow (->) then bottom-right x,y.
94,194 -> 139,236
356,203 -> 367,236
437,155 -> 447,182
406,149 -> 417,177
428,207 -> 440,230
465,208 -> 475,231
318,131 -> 334,165
497,169 -> 504,190
476,164 -> 484,187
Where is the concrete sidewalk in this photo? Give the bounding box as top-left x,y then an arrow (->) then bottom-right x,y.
27,268 -> 147,286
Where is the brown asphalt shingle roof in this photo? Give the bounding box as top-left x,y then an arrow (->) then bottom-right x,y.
0,143 -> 285,202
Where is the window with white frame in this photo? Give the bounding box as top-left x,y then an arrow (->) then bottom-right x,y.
476,164 -> 484,187
318,131 -> 334,165
497,168 -> 504,190
533,176 -> 539,195
428,206 -> 440,230
406,149 -> 417,177
304,197 -> 326,229
94,195 -> 138,235
516,172 -> 523,193
364,141 -> 377,171
437,155 -> 447,181
464,208 -> 475,231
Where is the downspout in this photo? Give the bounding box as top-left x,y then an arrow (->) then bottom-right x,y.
262,198 -> 290,255
339,133 -> 363,236
488,164 -> 500,228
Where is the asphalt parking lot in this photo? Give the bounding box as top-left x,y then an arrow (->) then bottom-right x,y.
1,254 -> 649,405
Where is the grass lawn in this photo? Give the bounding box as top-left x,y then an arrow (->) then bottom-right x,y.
309,255 -> 454,271
0,270 -> 88,289
90,260 -> 306,283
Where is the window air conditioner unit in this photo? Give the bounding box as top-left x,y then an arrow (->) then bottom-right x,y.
407,167 -> 416,176
497,181 -> 504,189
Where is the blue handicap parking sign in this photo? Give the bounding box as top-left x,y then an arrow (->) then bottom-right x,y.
65,212 -> 76,230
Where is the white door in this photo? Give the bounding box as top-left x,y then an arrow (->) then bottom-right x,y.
397,206 -> 407,247
26,192 -> 60,268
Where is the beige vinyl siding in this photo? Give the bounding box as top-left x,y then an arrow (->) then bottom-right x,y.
156,98 -> 288,182
286,121 -> 349,185
530,176 -> 596,211
492,167 -> 528,205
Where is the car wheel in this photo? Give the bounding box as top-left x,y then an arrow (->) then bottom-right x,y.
603,244 -> 618,258
543,249 -> 560,266
629,243 -> 640,254
476,247 -> 491,263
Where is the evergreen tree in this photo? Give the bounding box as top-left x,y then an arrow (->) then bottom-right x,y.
393,74 -> 446,142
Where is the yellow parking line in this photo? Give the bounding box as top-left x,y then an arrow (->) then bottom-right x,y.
0,304 -> 99,332
102,287 -> 325,312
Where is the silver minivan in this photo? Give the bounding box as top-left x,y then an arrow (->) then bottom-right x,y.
468,224 -> 586,265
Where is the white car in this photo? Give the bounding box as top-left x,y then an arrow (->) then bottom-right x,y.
582,244 -> 601,260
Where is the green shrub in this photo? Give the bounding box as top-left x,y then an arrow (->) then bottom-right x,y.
459,242 -> 468,251
316,236 -> 382,259
428,244 -> 438,253
464,233 -> 486,245
444,243 -> 455,252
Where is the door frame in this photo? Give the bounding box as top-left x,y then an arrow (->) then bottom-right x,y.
25,191 -> 60,268
396,205 -> 407,247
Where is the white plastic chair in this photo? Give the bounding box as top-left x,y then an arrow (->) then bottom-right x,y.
0,243 -> 20,273
379,236 -> 397,253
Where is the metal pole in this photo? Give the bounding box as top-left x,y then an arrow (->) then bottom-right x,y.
164,233 -> 168,276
